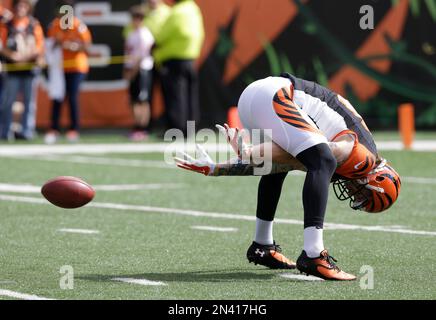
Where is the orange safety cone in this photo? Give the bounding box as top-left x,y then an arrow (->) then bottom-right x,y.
227,106 -> 243,130
398,103 -> 415,150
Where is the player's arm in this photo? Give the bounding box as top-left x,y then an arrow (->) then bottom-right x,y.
216,124 -> 300,165
175,144 -> 304,177
213,160 -> 300,177
175,124 -> 306,176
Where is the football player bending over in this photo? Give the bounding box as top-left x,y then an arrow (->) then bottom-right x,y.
176,73 -> 401,281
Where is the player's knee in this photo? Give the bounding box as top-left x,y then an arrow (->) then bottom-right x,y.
297,143 -> 336,174
319,148 -> 337,175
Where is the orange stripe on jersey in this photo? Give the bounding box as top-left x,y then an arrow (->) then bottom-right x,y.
273,87 -> 321,134
273,101 -> 314,131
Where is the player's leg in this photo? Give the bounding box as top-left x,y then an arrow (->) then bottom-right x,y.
255,172 -> 288,245
296,144 -> 335,256
246,172 -> 297,269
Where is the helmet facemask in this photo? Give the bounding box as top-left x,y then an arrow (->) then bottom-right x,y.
333,178 -> 372,211
333,158 -> 400,213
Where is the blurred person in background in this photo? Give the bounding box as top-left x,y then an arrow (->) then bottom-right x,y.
123,0 -> 170,135
153,0 -> 204,135
0,0 -> 44,141
44,0 -> 92,144
0,1 -> 13,109
124,0 -> 170,40
123,5 -> 154,141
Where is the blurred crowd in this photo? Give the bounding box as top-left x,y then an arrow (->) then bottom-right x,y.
0,0 -> 205,143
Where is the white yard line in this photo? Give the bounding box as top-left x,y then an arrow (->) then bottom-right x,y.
279,274 -> 324,281
112,278 -> 167,286
376,140 -> 436,151
0,143 -> 231,156
10,154 -> 174,169
0,194 -> 435,237
94,184 -> 183,191
0,183 -> 183,194
58,228 -> 100,235
190,226 -> 238,232
0,140 -> 436,157
0,184 -> 39,193
0,289 -> 54,300
402,177 -> 436,184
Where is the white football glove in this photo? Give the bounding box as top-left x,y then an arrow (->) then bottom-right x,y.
216,123 -> 251,159
174,144 -> 216,176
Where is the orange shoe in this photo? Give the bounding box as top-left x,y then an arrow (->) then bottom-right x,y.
66,130 -> 80,143
296,250 -> 356,281
247,241 -> 296,269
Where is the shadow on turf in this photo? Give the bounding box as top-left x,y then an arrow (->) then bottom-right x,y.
77,269 -> 289,283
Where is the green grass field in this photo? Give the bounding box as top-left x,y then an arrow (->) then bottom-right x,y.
0,139 -> 435,300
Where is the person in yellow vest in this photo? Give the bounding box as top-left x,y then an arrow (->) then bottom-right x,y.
153,0 -> 204,134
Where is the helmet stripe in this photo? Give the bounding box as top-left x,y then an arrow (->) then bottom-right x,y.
376,192 -> 386,212
385,193 -> 393,208
368,193 -> 376,212
381,173 -> 399,199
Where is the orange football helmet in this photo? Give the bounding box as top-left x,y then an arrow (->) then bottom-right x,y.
334,130 -> 377,179
333,159 -> 401,213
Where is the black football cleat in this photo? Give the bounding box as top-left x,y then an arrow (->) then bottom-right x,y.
246,241 -> 296,269
296,250 -> 356,281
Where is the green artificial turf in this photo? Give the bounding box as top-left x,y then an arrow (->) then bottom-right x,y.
0,146 -> 435,300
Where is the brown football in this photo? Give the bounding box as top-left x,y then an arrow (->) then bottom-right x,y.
41,176 -> 95,209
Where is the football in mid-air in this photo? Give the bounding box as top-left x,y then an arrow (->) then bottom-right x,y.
41,176 -> 95,209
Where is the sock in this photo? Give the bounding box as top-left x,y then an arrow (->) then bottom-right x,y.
254,218 -> 274,245
303,226 -> 325,258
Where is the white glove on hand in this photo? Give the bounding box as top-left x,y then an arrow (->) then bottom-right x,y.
216,123 -> 251,159
174,144 -> 216,176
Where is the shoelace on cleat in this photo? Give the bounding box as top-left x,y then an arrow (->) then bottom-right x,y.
272,242 -> 282,253
322,253 -> 340,271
